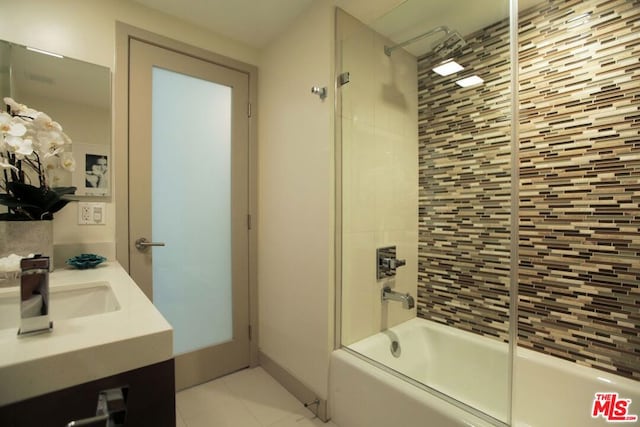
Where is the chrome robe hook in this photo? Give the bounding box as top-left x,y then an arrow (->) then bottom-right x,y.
311,86 -> 327,100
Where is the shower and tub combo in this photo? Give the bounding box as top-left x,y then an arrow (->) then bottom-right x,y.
333,0 -> 639,426
331,318 -> 640,426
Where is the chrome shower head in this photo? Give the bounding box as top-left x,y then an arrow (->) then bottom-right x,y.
432,30 -> 467,58
384,26 -> 467,58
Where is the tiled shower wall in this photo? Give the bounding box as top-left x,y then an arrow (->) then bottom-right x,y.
417,17 -> 513,341
518,0 -> 639,379
339,10 -> 419,345
418,0 -> 640,380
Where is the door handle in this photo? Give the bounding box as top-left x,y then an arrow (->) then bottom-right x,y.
135,237 -> 166,251
66,413 -> 108,426
67,387 -> 127,426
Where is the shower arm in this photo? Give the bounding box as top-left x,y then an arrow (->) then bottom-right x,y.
384,26 -> 451,56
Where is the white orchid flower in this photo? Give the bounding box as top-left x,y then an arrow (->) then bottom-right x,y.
59,152 -> 76,172
34,116 -> 71,146
33,112 -> 64,133
1,98 -> 76,220
0,112 -> 27,137
43,146 -> 64,159
34,131 -> 66,159
3,97 -> 21,111
5,135 -> 33,158
3,97 -> 37,118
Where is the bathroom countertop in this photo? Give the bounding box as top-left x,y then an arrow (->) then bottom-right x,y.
0,262 -> 173,406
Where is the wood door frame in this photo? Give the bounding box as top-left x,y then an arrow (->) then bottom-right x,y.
114,22 -> 259,368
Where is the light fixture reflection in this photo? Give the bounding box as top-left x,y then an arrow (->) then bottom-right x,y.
456,75 -> 484,87
432,60 -> 464,76
566,11 -> 592,23
26,47 -> 64,59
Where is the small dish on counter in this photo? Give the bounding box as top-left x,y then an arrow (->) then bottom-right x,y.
66,254 -> 106,269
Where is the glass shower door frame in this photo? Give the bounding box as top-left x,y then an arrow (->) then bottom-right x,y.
333,1 -> 519,425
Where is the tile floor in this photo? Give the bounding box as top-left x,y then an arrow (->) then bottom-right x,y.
175,367 -> 340,427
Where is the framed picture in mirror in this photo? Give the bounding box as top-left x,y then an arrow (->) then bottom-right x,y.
72,143 -> 110,196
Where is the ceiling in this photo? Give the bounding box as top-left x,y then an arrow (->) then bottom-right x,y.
129,0 -> 545,53
130,0 -> 315,48
3,0 -> 547,111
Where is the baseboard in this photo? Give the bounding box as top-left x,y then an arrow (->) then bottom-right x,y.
258,350 -> 329,422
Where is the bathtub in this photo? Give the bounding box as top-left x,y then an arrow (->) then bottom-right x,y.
330,318 -> 640,427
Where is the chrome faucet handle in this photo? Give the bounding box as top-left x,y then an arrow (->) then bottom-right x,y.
377,246 -> 407,279
18,255 -> 53,336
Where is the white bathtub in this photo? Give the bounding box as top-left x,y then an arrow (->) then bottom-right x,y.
330,318 -> 640,427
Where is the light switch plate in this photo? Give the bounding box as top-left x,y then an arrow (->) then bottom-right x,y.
78,202 -> 106,225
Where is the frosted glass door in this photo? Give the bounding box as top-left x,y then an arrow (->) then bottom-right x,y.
128,38 -> 250,389
151,67 -> 232,355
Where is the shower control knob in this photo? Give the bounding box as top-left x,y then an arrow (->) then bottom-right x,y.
376,246 -> 406,280
394,259 -> 406,268
381,258 -> 406,269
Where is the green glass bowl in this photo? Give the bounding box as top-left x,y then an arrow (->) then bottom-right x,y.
66,254 -> 106,269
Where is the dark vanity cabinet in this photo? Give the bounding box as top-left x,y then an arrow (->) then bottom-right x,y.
0,359 -> 175,427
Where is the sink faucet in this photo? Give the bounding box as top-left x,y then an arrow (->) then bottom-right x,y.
381,286 -> 415,310
18,255 -> 52,336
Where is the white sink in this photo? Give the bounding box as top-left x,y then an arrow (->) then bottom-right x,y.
0,263 -> 173,407
0,281 -> 120,330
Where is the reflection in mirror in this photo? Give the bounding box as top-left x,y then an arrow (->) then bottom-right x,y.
0,40 -> 111,197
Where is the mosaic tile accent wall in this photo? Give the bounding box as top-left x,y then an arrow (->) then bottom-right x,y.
417,18 -> 513,342
518,0 -> 639,380
418,0 -> 640,380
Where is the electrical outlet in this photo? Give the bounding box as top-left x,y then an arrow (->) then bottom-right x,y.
78,202 -> 106,225
80,205 -> 91,223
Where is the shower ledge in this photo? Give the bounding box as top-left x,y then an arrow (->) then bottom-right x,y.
0,262 -> 173,406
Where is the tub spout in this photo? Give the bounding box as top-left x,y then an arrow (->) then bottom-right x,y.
382,286 -> 415,310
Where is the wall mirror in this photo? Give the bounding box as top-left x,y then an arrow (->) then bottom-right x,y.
0,40 -> 111,197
